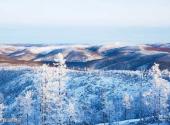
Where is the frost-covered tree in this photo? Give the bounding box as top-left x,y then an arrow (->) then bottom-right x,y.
34,53 -> 78,125
53,53 -> 69,124
104,100 -> 115,124
99,88 -> 107,124
16,90 -> 34,125
151,64 -> 170,120
0,103 -> 5,125
0,93 -> 5,120
122,93 -> 133,120
38,64 -> 53,125
66,97 -> 78,125
0,103 -> 5,119
76,89 -> 92,124
143,63 -> 170,123
138,71 -> 148,123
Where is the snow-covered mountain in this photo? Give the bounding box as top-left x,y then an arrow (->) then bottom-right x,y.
0,43 -> 170,70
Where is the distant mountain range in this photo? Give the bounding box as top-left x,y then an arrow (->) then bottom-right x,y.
0,43 -> 170,70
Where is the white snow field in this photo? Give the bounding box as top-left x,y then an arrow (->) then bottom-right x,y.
0,61 -> 170,125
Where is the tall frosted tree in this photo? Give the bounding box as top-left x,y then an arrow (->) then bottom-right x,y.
138,71 -> 147,123
0,103 -> 5,119
38,64 -> 53,125
0,93 -> 5,120
0,103 -> 5,125
66,97 -> 78,124
122,93 -> 133,120
16,90 -> 34,125
34,53 -> 78,125
53,53 -> 69,124
151,63 -> 170,121
143,63 -> 170,123
104,99 -> 115,124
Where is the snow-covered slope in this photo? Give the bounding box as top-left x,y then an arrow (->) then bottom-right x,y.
0,64 -> 170,125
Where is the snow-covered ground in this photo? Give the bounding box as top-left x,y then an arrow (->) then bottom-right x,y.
97,119 -> 170,125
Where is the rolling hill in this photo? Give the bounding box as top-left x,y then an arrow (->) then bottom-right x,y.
0,43 -> 170,70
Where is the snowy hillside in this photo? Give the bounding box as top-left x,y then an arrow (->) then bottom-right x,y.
0,60 -> 170,124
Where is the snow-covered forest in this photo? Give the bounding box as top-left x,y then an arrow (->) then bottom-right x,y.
0,53 -> 170,125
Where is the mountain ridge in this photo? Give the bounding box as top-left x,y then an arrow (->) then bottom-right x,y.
0,43 -> 170,70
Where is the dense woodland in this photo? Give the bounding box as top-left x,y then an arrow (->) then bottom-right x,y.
0,54 -> 170,125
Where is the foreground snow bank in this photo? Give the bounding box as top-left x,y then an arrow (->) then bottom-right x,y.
97,118 -> 170,125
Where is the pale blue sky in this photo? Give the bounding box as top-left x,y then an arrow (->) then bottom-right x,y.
0,0 -> 170,44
